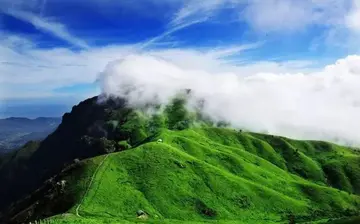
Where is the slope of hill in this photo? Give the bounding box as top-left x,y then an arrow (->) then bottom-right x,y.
0,96 -> 359,224
44,129 -> 360,224
0,117 -> 61,152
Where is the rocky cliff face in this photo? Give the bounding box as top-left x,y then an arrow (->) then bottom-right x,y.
0,96 -> 129,214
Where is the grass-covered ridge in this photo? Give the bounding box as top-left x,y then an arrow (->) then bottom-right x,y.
1,96 -> 360,224
50,128 -> 360,223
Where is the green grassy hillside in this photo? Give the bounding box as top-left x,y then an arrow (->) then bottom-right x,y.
1,96 -> 360,224
44,127 -> 360,224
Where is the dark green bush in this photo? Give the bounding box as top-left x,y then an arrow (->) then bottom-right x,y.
117,141 -> 131,151
165,98 -> 190,130
96,137 -> 116,154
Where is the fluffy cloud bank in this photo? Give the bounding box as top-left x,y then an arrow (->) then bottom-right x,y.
100,54 -> 360,146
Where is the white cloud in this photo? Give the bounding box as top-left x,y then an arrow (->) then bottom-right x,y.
0,42 -> 129,85
100,53 -> 360,146
0,33 -> 264,99
171,0 -> 358,44
166,0 -> 360,53
205,42 -> 264,58
170,0 -> 227,27
2,9 -> 89,49
140,18 -> 207,50
243,0 -> 351,32
243,0 -> 312,32
346,1 -> 360,33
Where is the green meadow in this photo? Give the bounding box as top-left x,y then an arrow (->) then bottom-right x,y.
44,127 -> 360,223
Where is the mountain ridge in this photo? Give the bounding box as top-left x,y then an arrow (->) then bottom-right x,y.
0,96 -> 359,224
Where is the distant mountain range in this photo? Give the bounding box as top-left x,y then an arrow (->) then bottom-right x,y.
0,117 -> 61,152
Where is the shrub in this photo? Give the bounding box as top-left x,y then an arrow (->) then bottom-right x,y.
216,121 -> 230,128
95,137 -> 116,154
173,120 -> 190,130
165,98 -> 191,130
117,141 -> 131,151
147,114 -> 166,134
195,199 -> 217,218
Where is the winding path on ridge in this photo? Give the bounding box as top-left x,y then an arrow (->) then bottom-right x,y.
75,154 -> 109,217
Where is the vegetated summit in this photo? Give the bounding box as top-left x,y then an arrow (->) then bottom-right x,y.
0,95 -> 360,224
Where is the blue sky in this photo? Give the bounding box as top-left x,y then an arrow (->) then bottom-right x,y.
0,1 -> 359,99
1,0 -> 360,119
2,0 -> 360,144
